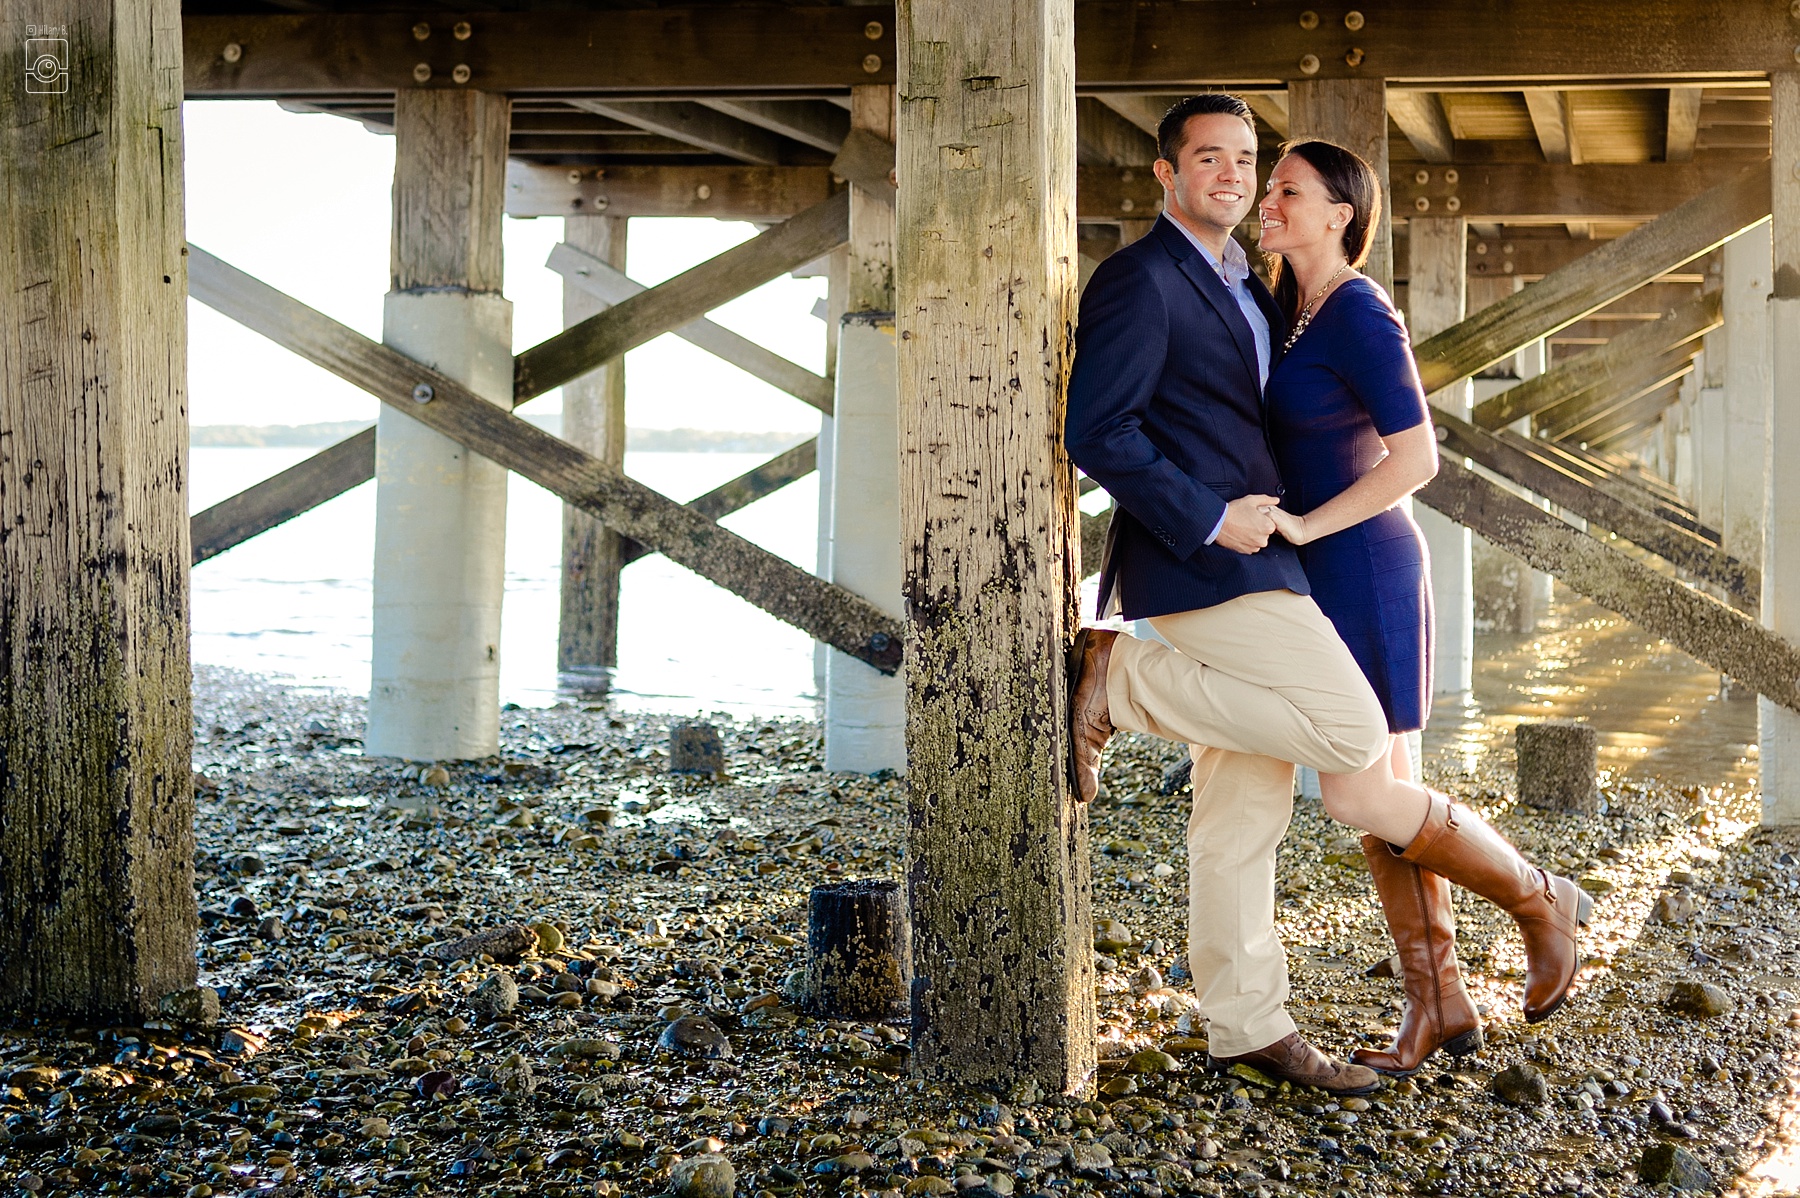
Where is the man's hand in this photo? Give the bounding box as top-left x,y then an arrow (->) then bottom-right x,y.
1214,494 -> 1282,554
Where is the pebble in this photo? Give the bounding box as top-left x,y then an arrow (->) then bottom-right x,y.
1664,980 -> 1734,1018
532,920 -> 566,954
1653,892 -> 1701,924
659,1015 -> 733,1059
1126,1048 -> 1179,1074
547,1037 -> 621,1060
670,1153 -> 736,1198
1492,1061 -> 1550,1106
1093,917 -> 1135,953
470,971 -> 519,1021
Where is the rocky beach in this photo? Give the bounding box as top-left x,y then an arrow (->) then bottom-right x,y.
2,619 -> 1798,1198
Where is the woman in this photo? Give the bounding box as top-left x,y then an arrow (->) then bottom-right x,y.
1254,139 -> 1591,1075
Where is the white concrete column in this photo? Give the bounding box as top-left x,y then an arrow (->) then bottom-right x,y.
814,248 -> 848,700
1696,382 -> 1726,533
1673,369 -> 1699,507
1722,224 -> 1773,568
1409,216 -> 1473,695
366,91 -> 513,761
823,84 -> 905,772
1760,72 -> 1800,826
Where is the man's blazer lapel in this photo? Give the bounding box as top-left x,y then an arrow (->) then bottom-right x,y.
1157,221 -> 1264,396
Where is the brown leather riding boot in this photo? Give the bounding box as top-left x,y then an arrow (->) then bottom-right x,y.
1399,792 -> 1592,1023
1066,628 -> 1118,803
1352,835 -> 1483,1075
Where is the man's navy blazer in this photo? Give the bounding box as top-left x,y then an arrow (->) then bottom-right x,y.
1065,216 -> 1310,620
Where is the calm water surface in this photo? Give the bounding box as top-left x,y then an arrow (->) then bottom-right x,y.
190,447 -> 818,718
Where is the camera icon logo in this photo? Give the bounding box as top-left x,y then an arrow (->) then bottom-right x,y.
25,38 -> 69,94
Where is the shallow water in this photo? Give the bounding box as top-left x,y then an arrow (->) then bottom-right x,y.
1424,594 -> 1760,791
190,447 -> 818,719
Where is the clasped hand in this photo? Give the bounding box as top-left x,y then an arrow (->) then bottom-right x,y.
1215,495 -> 1310,553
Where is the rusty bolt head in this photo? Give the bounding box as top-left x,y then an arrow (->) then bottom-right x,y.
862,54 -> 882,73
452,63 -> 471,84
1414,169 -> 1430,185
1299,53 -> 1321,75
1475,242 -> 1489,255
865,20 -> 884,39
1345,47 -> 1365,67
1121,198 -> 1136,212
1414,196 -> 1430,212
453,21 -> 472,40
222,42 -> 242,63
1445,196 -> 1461,213
1345,10 -> 1366,29
412,22 -> 430,40
696,183 -> 713,200
1503,261 -> 1515,274
412,62 -> 431,83
412,383 -> 434,404
1298,10 -> 1320,29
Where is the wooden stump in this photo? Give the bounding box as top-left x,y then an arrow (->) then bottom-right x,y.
805,880 -> 909,1019
1517,720 -> 1599,813
669,723 -> 725,776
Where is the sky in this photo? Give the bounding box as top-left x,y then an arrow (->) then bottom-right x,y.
182,100 -> 828,435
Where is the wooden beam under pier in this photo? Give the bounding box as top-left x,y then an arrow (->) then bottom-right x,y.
1433,412 -> 1756,601
1470,292 -> 1721,428
619,438 -> 819,565
514,189 -> 850,401
190,426 -> 377,565
545,242 -> 834,413
1538,353 -> 1698,442
187,245 -> 902,673
1418,459 -> 1800,713
1412,165 -> 1770,393
185,4 -> 1797,97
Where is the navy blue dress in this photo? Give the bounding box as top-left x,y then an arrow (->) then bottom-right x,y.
1265,276 -> 1433,733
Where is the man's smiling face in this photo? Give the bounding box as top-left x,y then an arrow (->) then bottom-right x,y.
1154,111 -> 1259,239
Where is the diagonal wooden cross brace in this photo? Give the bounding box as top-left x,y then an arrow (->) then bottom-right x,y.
1419,460 -> 1800,713
186,244 -> 901,674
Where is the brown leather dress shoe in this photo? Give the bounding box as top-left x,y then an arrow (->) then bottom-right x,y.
1066,627 -> 1118,803
1208,1031 -> 1382,1096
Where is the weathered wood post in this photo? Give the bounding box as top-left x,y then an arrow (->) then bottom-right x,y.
1516,720 -> 1599,814
0,0 -> 200,1018
1410,215 -> 1475,695
1721,224 -> 1772,570
1288,79 -> 1393,294
558,215 -> 630,689
824,83 -> 905,772
896,0 -> 1094,1091
367,90 -> 513,760
1762,71 -> 1800,826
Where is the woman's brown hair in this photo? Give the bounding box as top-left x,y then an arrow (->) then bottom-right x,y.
1266,139 -> 1383,324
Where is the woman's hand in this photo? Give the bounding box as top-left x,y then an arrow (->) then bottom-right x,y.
1267,505 -> 1311,545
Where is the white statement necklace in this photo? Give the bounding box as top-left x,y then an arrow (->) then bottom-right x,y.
1282,261 -> 1352,352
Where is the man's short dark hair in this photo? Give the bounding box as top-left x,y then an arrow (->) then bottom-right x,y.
1156,94 -> 1258,164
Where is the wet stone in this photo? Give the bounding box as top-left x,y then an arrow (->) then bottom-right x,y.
659,1015 -> 733,1059
1492,1061 -> 1550,1106
670,1152 -> 736,1198
1638,1143 -> 1713,1189
470,972 -> 519,1021
158,986 -> 221,1028
427,923 -> 536,965
1665,980 -> 1733,1018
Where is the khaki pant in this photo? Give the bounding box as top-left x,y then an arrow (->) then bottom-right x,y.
1106,589 -> 1387,1055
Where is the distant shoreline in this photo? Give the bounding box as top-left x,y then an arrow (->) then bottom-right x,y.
190,419 -> 813,454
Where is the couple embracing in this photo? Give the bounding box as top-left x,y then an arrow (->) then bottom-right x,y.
1064,94 -> 1591,1094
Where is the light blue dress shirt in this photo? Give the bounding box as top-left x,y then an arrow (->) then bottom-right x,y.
1161,213 -> 1273,544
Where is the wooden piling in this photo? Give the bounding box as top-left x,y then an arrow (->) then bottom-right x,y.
1516,721 -> 1600,814
804,880 -> 909,1019
0,0 -> 199,1018
897,0 -> 1094,1094
559,215 -> 629,687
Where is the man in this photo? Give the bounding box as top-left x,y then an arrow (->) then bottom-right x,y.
1063,94 -> 1389,1095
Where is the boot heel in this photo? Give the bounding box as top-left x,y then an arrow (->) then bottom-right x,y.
1575,889 -> 1594,928
1444,1028 -> 1484,1058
